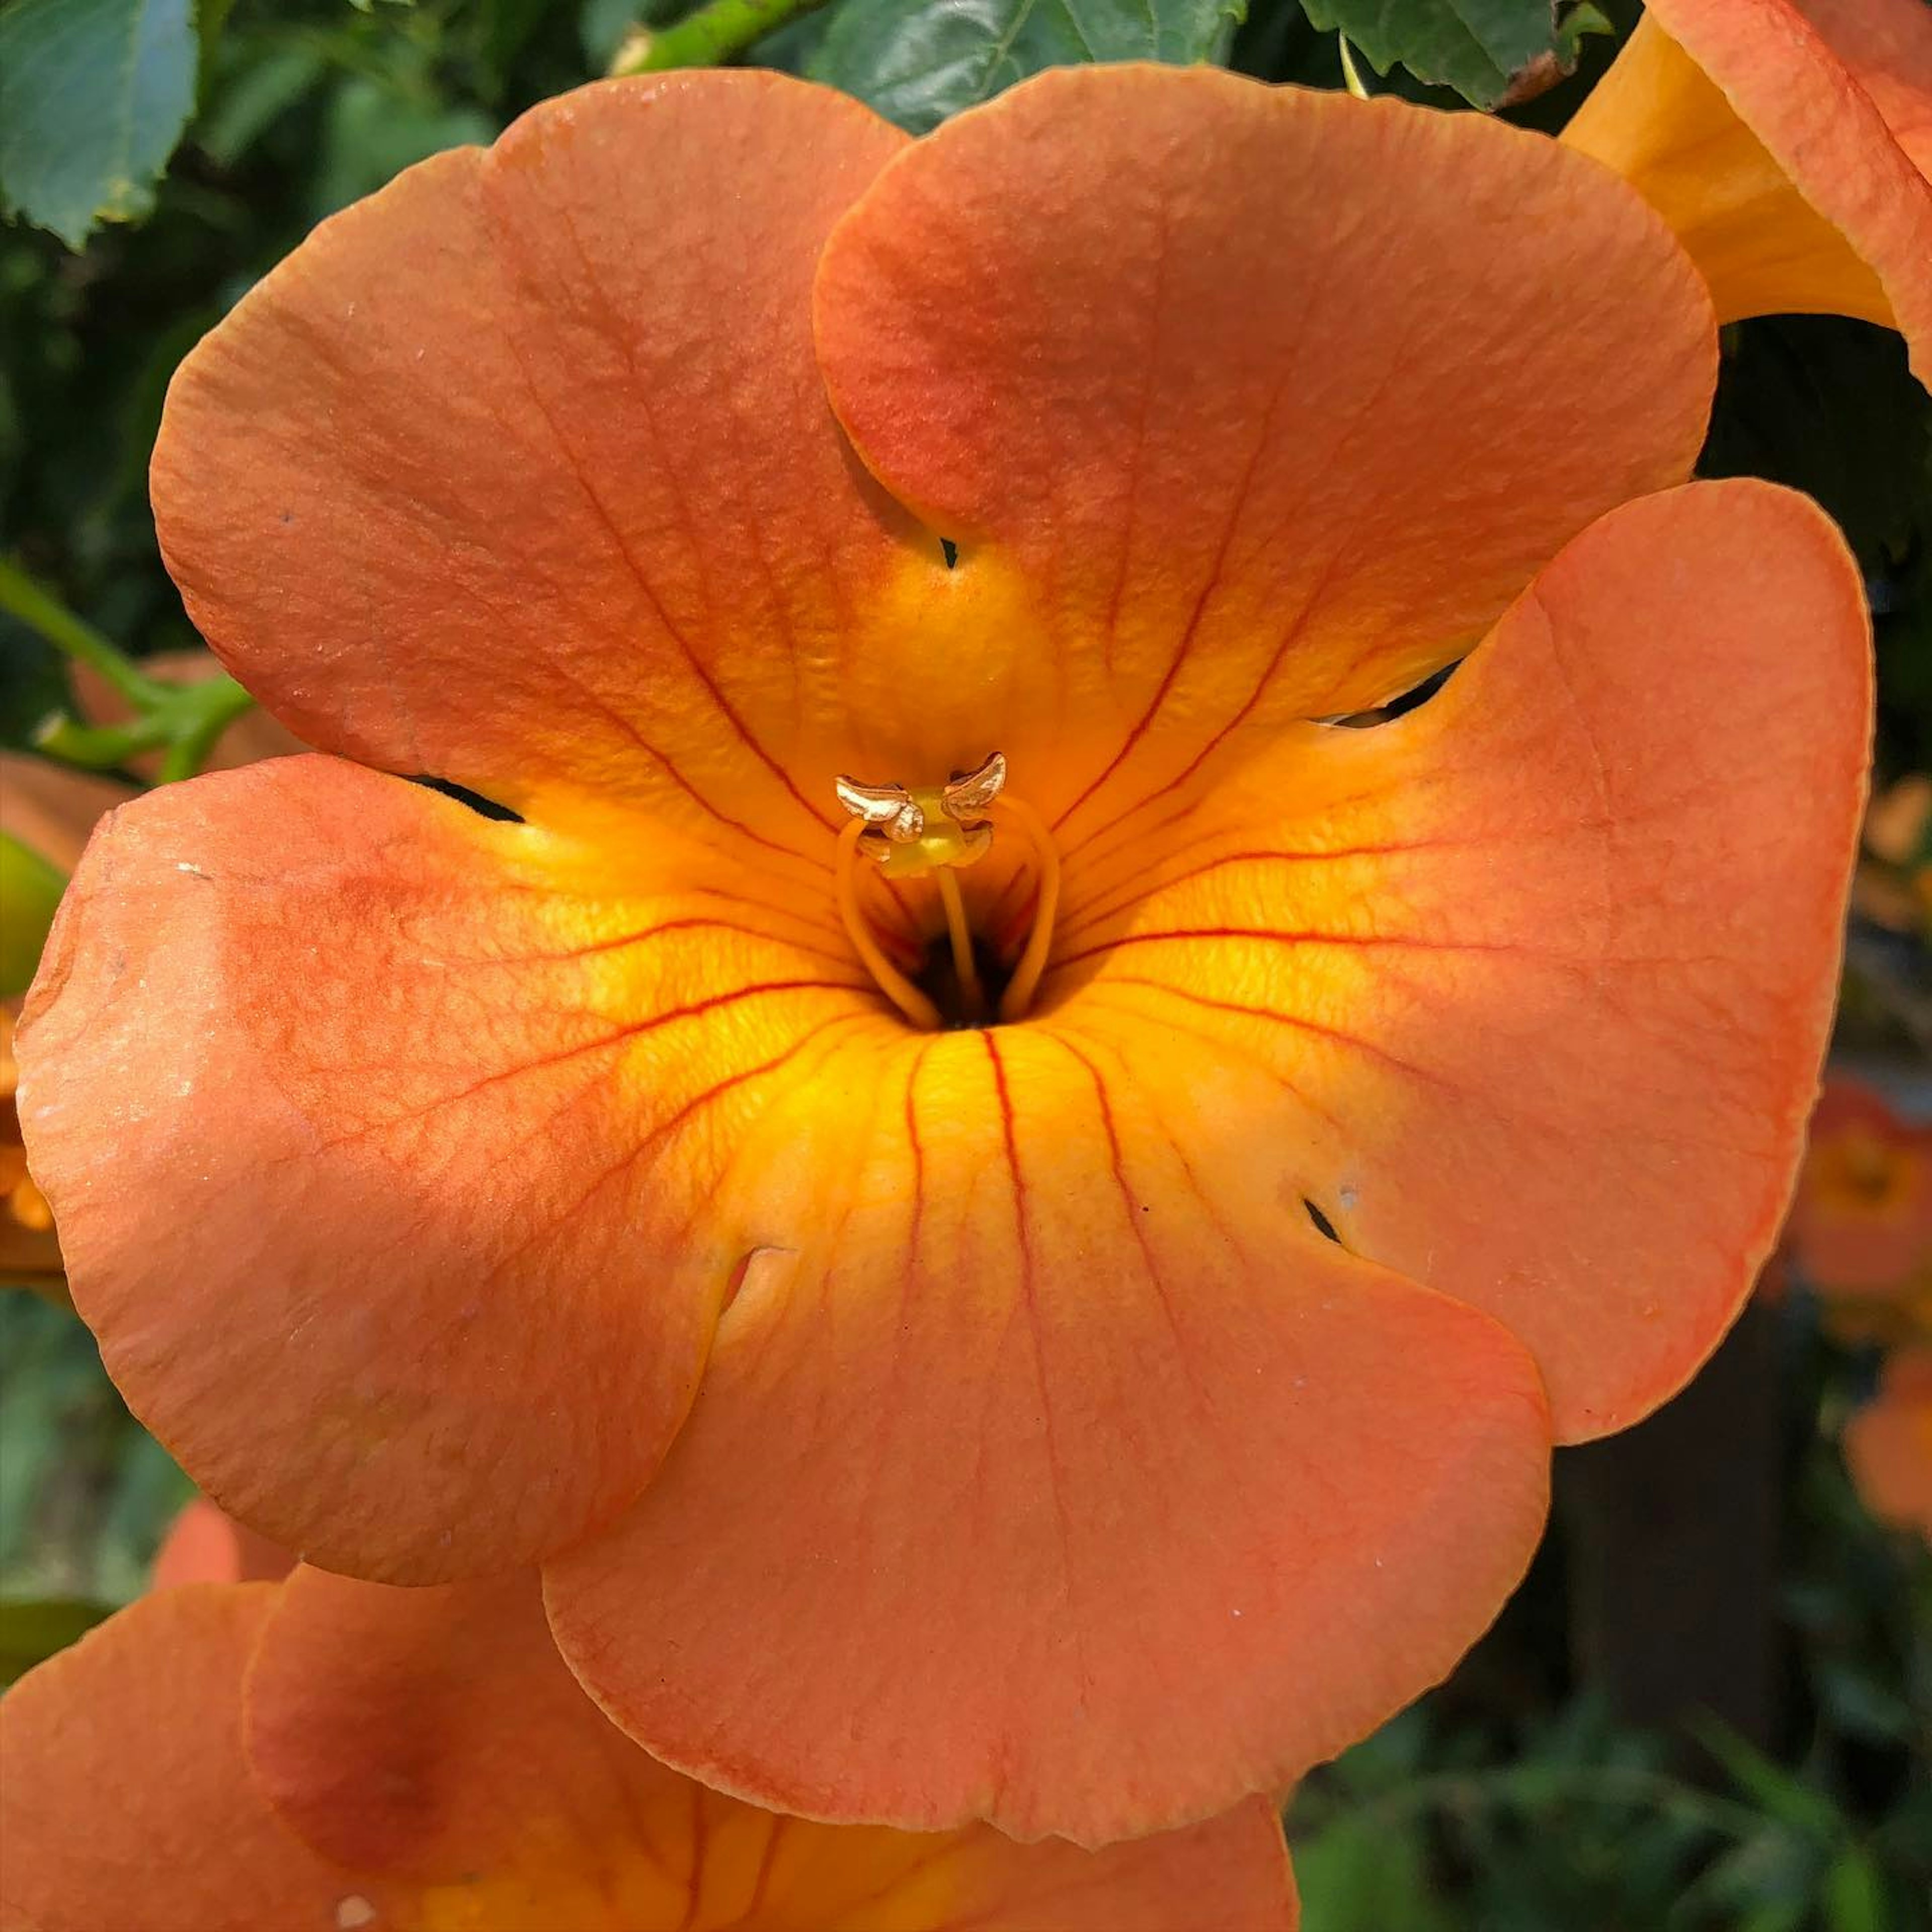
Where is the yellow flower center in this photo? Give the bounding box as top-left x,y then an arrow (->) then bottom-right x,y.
830,751 -> 1061,1032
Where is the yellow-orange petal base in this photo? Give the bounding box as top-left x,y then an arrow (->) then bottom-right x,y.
1564,0 -> 1932,382
17,65 -> 1870,1842
0,1568 -> 1296,1932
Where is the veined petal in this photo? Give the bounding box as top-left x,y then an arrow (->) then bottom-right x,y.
1042,480 -> 1868,1439
16,756 -> 876,1582
815,64 -> 1715,839
245,1567 -> 1297,1928
151,72 -> 914,858
1564,0 -> 1932,382
0,1585 -> 414,1932
546,1022 -> 1551,1846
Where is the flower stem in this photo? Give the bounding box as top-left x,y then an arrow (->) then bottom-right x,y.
608,0 -> 827,75
1,555 -> 258,782
0,556 -> 162,708
1337,33 -> 1374,100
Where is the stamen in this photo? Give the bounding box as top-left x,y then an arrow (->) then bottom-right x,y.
992,794 -> 1061,1023
935,867 -> 985,1022
831,753 -> 1060,1028
835,820 -> 942,1031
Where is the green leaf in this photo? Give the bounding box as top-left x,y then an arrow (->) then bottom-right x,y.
0,832 -> 66,999
195,44 -> 327,169
0,1597 -> 111,1683
809,0 -> 1248,136
1297,0 -> 1588,109
1694,1717 -> 1844,1843
310,77 -> 498,221
1295,1816 -> 1456,1932
0,0 -> 199,249
1822,1846 -> 1890,1932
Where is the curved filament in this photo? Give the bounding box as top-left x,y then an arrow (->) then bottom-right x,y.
995,795 -> 1061,1023
835,820 -> 942,1030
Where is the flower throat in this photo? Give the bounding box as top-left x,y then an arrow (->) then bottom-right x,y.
832,751 -> 1060,1031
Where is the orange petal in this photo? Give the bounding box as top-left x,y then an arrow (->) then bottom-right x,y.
151,72 -> 913,853
149,1496 -> 293,1590
0,751 -> 133,876
815,63 -> 1715,843
248,1565 -> 1298,1927
0,1584 -> 412,1932
1844,1346 -> 1932,1540
1786,1078 -> 1932,1295
545,1022 -> 1551,1845
1036,479 -> 1868,1441
17,754 -> 876,1581
1565,0 -> 1932,381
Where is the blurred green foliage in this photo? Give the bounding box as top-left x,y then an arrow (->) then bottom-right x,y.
0,1 -> 1928,1922
1293,1312 -> 1932,1929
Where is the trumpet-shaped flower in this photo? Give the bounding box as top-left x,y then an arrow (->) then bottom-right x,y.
0,1566 -> 1294,1929
2,754 -> 137,1293
1787,1078 -> 1932,1344
17,66 -> 1870,1841
1,675 -> 294,1293
1564,0 -> 1932,382
1844,1346 -> 1932,1541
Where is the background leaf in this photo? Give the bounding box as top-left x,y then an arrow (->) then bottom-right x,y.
809,0 -> 1247,135
1297,0 -> 1579,108
0,0 -> 199,249
0,1598 -> 111,1685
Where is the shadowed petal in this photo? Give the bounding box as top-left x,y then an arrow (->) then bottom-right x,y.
16,756 -> 876,1581
0,1585 -> 412,1932
815,64 -> 1715,838
545,1023 -> 1551,1846
151,72 -> 914,856
1565,0 -> 1932,381
1042,480 -> 1868,1440
248,1566 -> 1298,1928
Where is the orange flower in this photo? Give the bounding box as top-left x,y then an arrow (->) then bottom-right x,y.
0,1566 -> 1296,1930
1853,773 -> 1932,936
1564,0 -> 1932,382
16,68 -> 1871,1841
1787,1079 -> 1932,1342
1843,1346 -> 1932,1540
2,753 -> 137,1296
149,1495 -> 294,1590
2,670 -> 291,1296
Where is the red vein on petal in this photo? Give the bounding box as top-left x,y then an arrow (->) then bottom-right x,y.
479,1011 -> 866,1286
1050,924 -> 1552,977
437,916 -> 853,971
982,1033 -> 1088,1713
311,978 -> 865,1152
1100,976 -> 1459,1094
1059,1001 -> 1347,1132
720,1812 -> 788,1929
485,209 -> 835,846
1057,838 -> 1469,944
